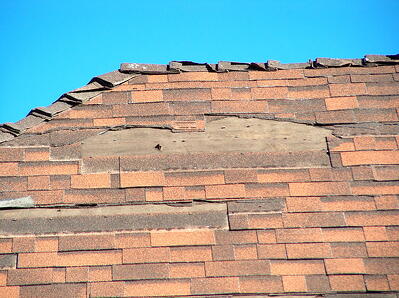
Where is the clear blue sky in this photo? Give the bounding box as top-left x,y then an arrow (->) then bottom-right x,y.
0,0 -> 398,124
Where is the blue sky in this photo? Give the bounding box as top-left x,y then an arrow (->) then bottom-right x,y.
0,0 -> 398,124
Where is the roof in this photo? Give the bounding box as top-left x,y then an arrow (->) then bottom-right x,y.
0,54 -> 399,297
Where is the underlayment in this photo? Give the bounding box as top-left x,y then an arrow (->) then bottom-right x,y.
82,117 -> 332,157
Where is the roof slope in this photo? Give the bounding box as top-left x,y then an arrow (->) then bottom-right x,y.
0,55 -> 399,297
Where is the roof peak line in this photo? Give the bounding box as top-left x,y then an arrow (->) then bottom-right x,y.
120,54 -> 399,74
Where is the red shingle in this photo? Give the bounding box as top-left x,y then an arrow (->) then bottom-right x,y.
8,268 -> 65,285
270,260 -> 325,275
249,69 -> 304,80
18,250 -> 122,267
251,87 -> 288,99
59,234 -> 115,251
168,72 -> 218,82
329,275 -> 366,292
276,228 -> 323,243
283,212 -> 346,228
247,213 -> 283,229
125,280 -> 191,297
205,184 -> 246,199
286,243 -> 331,259
132,90 -> 163,102
289,182 -> 351,196
151,230 -> 215,246
120,171 -> 165,187
115,232 -> 150,248
288,85 -> 330,99
330,83 -> 367,96
71,173 -> 111,189
325,258 -> 366,274
123,247 -> 170,263
364,227 -> 388,241
169,263 -> 205,278
164,170 -> 224,186
191,277 -> 239,295
257,244 -> 286,259
205,260 -> 270,277
282,275 -> 307,292
212,245 -> 235,261
239,276 -> 283,293
211,100 -> 268,113
365,275 -> 390,291
322,227 -> 365,242
0,239 -> 13,253
366,242 -> 399,257
170,246 -> 212,262
27,176 -> 50,190
234,244 -> 257,260
345,210 -> 399,226
257,169 -> 310,183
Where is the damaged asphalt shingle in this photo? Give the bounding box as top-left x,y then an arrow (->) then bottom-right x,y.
0,54 -> 398,142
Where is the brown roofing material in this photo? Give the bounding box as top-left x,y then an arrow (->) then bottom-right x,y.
0,55 -> 398,297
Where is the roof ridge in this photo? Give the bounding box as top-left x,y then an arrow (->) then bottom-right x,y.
121,54 -> 399,73
1,54 -> 398,143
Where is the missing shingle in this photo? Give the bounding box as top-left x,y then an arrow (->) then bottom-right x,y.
81,117 -> 332,157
